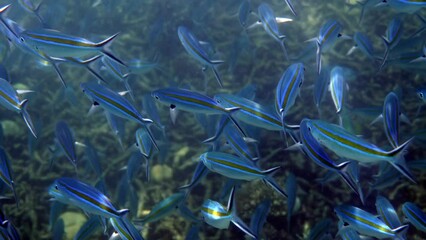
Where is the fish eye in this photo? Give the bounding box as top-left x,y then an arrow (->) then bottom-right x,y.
20,37 -> 24,42
419,92 -> 424,99
153,95 -> 159,100
308,127 -> 312,132
55,185 -> 59,190
299,81 -> 303,87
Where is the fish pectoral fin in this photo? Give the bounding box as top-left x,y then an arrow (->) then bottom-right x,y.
169,104 -> 178,124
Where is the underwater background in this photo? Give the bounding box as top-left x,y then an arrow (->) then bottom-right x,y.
0,0 -> 424,239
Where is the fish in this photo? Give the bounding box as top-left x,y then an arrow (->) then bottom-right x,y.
312,19 -> 342,73
375,196 -> 402,230
376,0 -> 426,14
335,204 -> 408,239
347,32 -> 375,59
0,78 -> 37,137
135,128 -> 155,181
179,162 -> 209,190
410,45 -> 426,63
185,224 -> 200,240
80,82 -> 158,150
110,217 -> 144,240
276,63 -> 304,137
402,202 -> 426,232
379,16 -> 404,71
105,112 -> 126,149
238,0 -> 251,29
200,152 -> 287,198
307,218 -> 332,240
214,94 -> 282,131
134,192 -> 199,225
177,26 -> 224,87
48,177 -> 129,219
249,199 -> 271,240
224,123 -> 257,161
201,187 -> 257,239
17,0 -> 45,26
52,218 -> 64,240
152,87 -> 245,139
54,121 -> 78,173
73,216 -> 101,240
257,3 -> 288,60
21,29 -> 125,66
313,67 -> 330,116
285,173 -> 297,230
0,148 -> 18,207
307,119 -> 416,183
100,56 -> 133,100
370,92 -> 409,148
284,0 -> 297,16
329,66 -> 347,115
83,138 -> 103,179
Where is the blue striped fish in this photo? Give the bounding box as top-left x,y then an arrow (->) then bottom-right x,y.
224,123 -> 257,161
21,29 -> 125,66
329,66 -> 346,115
177,26 -> 224,87
313,67 -> 330,116
0,147 -> 18,207
135,192 -> 199,225
135,128 -> 154,181
100,56 -> 134,100
276,63 -> 304,123
312,19 -> 342,73
238,0 -> 251,29
402,202 -> 426,232
347,32 -> 375,59
80,82 -> 158,150
49,177 -> 128,219
375,196 -> 402,230
335,204 -> 407,239
110,217 -> 144,240
300,119 -> 364,203
201,187 -> 257,239
214,94 -> 282,131
308,119 -> 416,183
0,78 -> 37,137
258,3 -> 288,60
200,152 -> 287,198
378,0 -> 426,13
379,17 -> 404,71
55,121 -> 77,172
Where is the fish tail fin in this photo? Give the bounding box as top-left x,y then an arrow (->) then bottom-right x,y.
210,65 -> 223,88
225,107 -> 248,138
98,33 -> 127,67
387,137 -> 416,183
82,56 -> 107,83
378,36 -> 390,71
337,162 -> 365,205
122,74 -> 135,101
117,209 -> 129,217
284,0 -> 297,16
263,166 -> 288,198
144,125 -> 159,152
316,39 -> 322,74
369,114 -> 383,126
392,224 -> 409,240
231,215 -> 258,239
20,99 -> 37,138
203,115 -> 230,143
279,35 -> 289,61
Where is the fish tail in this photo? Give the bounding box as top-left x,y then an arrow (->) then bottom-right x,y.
387,137 -> 416,183
337,166 -> 365,205
122,75 -> 135,101
203,115 -> 230,143
316,39 -> 322,74
117,209 -> 129,217
279,35 -> 289,61
284,0 -> 297,16
379,36 -> 390,71
20,99 -> 37,138
263,166 -> 288,198
210,65 -> 223,88
231,215 -> 258,239
225,107 -> 248,138
98,33 -> 127,66
392,225 -> 409,240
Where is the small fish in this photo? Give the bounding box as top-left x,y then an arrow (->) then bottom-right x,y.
52,218 -> 64,240
410,45 -> 426,63
54,121 -> 78,172
257,3 -> 288,59
0,78 -> 36,137
337,221 -> 362,240
313,67 -> 330,115
283,0 -> 297,16
375,196 -> 402,230
135,128 -> 155,181
376,0 -> 426,14
249,199 -> 271,240
379,16 -> 404,71
83,138 -> 102,179
0,148 -> 17,207
335,204 -> 407,239
370,92 -> 409,148
402,202 -> 426,232
100,56 -> 134,100
135,192 -> 199,225
110,217 -> 144,240
80,82 -> 158,150
49,177 -> 129,219
329,66 -> 347,115
177,26 -> 224,87
347,32 -> 375,59
312,19 -> 342,73
105,112 -> 126,149
21,29 -> 125,65
185,224 -> 201,240
224,123 -> 257,161
308,119 -> 416,183
307,218 -> 332,240
410,14 -> 426,37
127,58 -> 161,75
200,152 -> 287,198
179,161 -> 209,190
201,187 -> 257,239
73,216 -> 101,240
238,0 -> 251,29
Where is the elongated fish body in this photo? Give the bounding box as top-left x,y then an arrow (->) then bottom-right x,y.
258,3 -> 288,59
0,148 -> 18,207
386,0 -> 426,13
21,29 -> 125,65
329,66 -> 346,114
201,187 -> 257,239
224,124 -> 256,161
135,128 -> 154,158
353,32 -> 375,58
313,67 -> 330,112
250,199 -> 271,239
49,177 -> 128,219
214,94 -> 282,131
402,202 -> 426,232
307,119 -> 415,182
55,121 -> 77,169
200,152 -> 287,198
177,26 -> 224,87
335,204 -> 407,239
110,217 -> 144,240
0,78 -> 37,137
238,0 -> 251,29
375,196 -> 402,229
382,92 -> 402,148
315,19 -> 342,73
380,17 -> 403,70
286,173 -> 297,230
100,56 -> 134,100
276,63 -> 304,121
